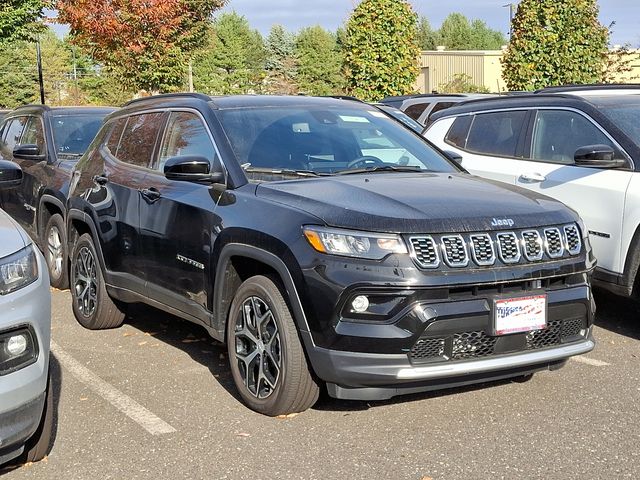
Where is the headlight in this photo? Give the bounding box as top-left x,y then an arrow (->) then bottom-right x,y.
0,327 -> 38,375
303,226 -> 408,259
0,245 -> 38,295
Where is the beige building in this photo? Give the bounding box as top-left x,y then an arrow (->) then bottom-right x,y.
416,49 -> 640,93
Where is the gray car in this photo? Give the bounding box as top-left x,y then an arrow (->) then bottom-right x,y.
0,160 -> 52,466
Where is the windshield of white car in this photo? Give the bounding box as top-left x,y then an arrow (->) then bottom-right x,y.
218,105 -> 458,176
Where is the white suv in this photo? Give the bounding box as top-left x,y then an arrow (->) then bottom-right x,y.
425,85 -> 640,298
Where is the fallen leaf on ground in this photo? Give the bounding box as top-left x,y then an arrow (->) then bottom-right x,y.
123,332 -> 135,337
138,341 -> 148,346
80,397 -> 88,401
276,413 -> 299,419
236,432 -> 251,437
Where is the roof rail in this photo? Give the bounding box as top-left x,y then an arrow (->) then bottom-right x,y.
123,92 -> 211,107
322,95 -> 365,103
536,83 -> 640,93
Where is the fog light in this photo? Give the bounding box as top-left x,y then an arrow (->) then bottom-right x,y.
6,334 -> 28,357
351,295 -> 370,313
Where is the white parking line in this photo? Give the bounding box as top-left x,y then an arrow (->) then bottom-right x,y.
570,356 -> 610,367
51,341 -> 177,436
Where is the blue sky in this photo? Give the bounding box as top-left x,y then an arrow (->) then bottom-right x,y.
217,0 -> 639,47
51,1 -> 640,47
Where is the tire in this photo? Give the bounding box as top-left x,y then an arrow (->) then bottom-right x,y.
70,233 -> 125,330
227,275 -> 319,416
19,372 -> 54,464
43,213 -> 69,290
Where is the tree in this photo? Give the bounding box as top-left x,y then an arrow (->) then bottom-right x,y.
193,12 -> 265,95
416,16 -> 437,50
264,25 -> 297,94
295,26 -> 343,96
0,0 -> 47,43
438,73 -> 489,93
0,41 -> 38,107
437,13 -> 506,50
501,0 -> 609,90
56,0 -> 226,93
343,0 -> 420,101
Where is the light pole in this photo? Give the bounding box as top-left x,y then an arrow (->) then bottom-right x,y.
36,36 -> 45,104
503,3 -> 515,39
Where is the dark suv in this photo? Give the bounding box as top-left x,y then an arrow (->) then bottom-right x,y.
67,93 -> 595,416
0,105 -> 115,288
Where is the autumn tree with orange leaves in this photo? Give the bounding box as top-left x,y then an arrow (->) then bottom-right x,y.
57,0 -> 225,93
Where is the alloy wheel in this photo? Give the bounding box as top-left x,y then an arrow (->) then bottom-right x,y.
47,225 -> 64,278
234,296 -> 282,399
74,246 -> 98,317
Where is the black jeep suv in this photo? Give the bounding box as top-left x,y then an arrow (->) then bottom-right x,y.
67,93 -> 595,415
0,105 -> 115,288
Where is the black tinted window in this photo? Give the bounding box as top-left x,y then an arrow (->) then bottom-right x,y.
105,118 -> 127,155
22,116 -> 45,150
403,102 -> 431,121
466,111 -> 527,157
51,114 -> 107,156
445,116 -> 472,148
428,102 -> 456,121
116,113 -> 164,168
0,116 -> 28,154
158,112 -> 218,171
531,110 -> 623,164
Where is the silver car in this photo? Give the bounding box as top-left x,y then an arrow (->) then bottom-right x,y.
0,160 -> 52,466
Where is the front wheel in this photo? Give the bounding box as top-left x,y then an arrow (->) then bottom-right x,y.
19,372 -> 54,464
70,233 -> 125,330
43,214 -> 68,290
227,275 -> 319,416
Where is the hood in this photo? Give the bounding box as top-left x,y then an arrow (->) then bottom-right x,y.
255,173 -> 577,234
0,209 -> 28,257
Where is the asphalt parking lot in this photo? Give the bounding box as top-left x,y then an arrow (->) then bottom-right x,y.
1,288 -> 639,480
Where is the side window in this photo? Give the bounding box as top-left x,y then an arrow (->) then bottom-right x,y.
531,110 -> 624,164
427,102 -> 456,123
105,117 -> 127,155
466,110 -> 527,157
445,116 -> 473,148
0,116 -> 28,154
157,112 -> 219,171
21,116 -> 45,151
115,113 -> 164,168
404,102 -> 431,121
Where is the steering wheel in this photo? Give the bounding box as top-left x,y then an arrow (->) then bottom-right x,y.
346,156 -> 385,169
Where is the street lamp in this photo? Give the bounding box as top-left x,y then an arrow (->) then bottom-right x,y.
503,3 -> 515,38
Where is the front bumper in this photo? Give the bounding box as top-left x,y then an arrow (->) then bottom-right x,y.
0,392 -> 45,464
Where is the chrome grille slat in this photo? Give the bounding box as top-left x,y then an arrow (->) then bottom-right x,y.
496,232 -> 521,264
441,235 -> 468,267
564,225 -> 582,255
522,230 -> 543,261
469,233 -> 496,266
544,227 -> 564,258
409,236 -> 440,268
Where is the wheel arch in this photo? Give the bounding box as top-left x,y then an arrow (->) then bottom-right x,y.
38,194 -> 65,239
212,244 -> 313,345
622,223 -> 640,298
66,209 -> 107,273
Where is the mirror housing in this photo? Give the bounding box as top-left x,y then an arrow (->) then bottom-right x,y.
163,155 -> 224,183
574,145 -> 625,168
442,150 -> 467,173
0,160 -> 23,188
13,144 -> 45,161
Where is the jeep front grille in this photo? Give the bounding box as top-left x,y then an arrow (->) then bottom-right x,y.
564,225 -> 582,255
410,236 -> 440,268
407,224 -> 581,269
441,235 -> 468,267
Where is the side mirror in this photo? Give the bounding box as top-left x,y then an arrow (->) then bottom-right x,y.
163,155 -> 224,183
13,144 -> 45,161
0,160 -> 23,188
442,150 -> 468,173
574,144 -> 625,168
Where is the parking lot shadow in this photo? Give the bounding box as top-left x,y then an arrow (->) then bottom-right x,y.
593,289 -> 640,340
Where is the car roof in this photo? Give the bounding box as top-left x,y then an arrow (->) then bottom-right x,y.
6,105 -> 117,116
121,93 -> 375,112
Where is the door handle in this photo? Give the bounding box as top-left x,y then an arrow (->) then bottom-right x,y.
518,172 -> 546,183
93,174 -> 108,186
140,187 -> 161,202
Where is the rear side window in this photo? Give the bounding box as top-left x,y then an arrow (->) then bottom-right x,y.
105,118 -> 127,155
466,111 -> 527,157
114,113 -> 164,168
404,102 -> 431,121
445,116 -> 473,148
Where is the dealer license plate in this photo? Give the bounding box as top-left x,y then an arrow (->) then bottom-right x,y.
494,295 -> 547,335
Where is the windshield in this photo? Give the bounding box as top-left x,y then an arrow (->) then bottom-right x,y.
51,114 -> 108,157
218,105 -> 457,176
597,100 -> 640,142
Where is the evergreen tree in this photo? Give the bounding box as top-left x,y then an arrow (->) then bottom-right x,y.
502,0 -> 609,90
295,26 -> 343,96
343,0 -> 419,101
416,16 -> 437,50
265,24 -> 297,94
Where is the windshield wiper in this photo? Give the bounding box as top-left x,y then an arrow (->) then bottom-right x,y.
337,165 -> 424,175
244,167 -> 331,177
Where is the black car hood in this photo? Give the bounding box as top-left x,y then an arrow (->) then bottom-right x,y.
255,173 -> 577,234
